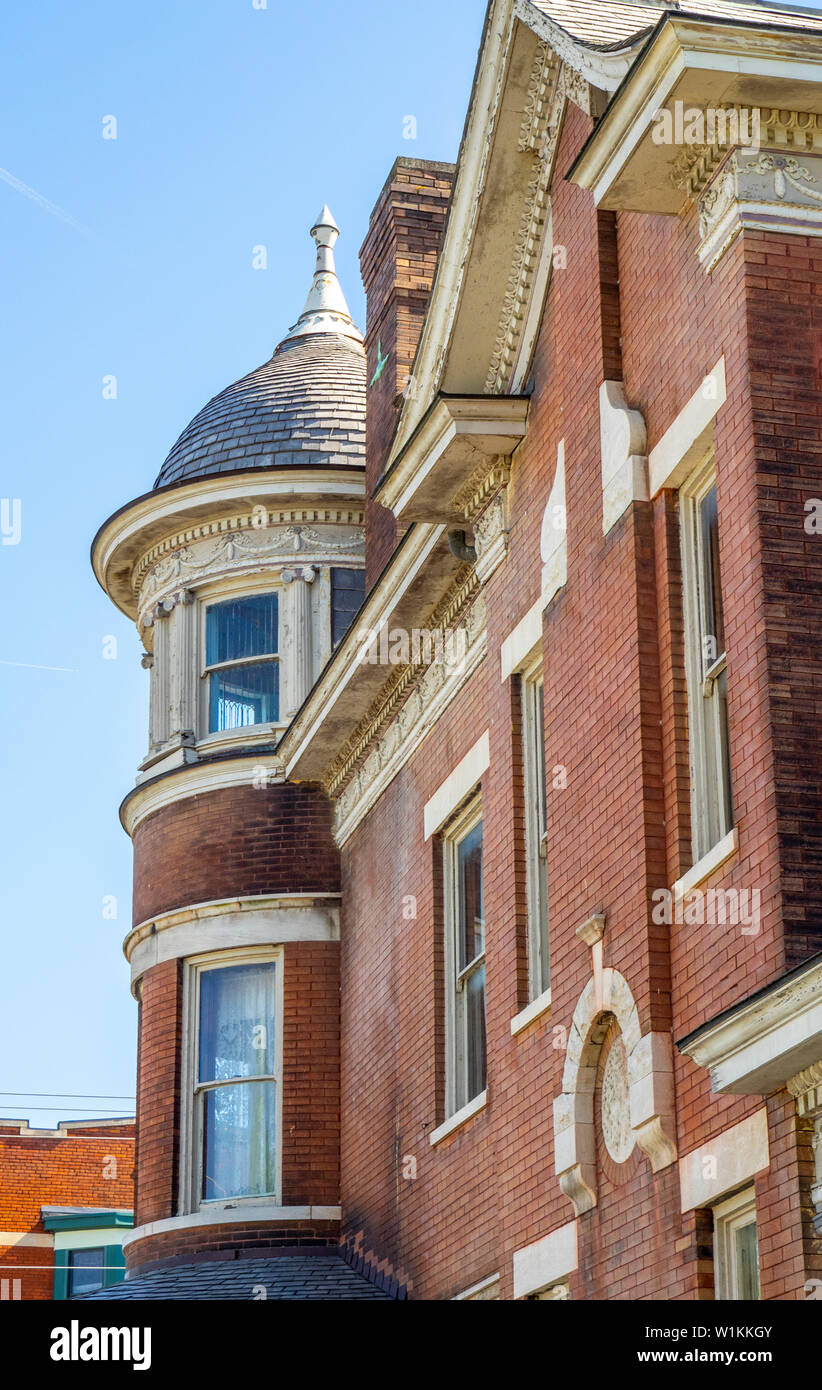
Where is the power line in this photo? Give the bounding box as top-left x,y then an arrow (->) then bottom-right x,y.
0,1107 -> 135,1115
0,1092 -> 135,1101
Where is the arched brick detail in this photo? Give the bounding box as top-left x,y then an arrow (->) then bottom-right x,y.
553,969 -> 677,1216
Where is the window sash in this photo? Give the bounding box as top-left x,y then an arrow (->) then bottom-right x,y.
180,950 -> 283,1213
444,801 -> 487,1116
680,461 -> 733,860
522,668 -> 550,999
205,593 -> 278,667
202,593 -> 281,733
714,1188 -> 760,1300
67,1248 -> 106,1297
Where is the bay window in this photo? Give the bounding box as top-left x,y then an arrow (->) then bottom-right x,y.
183,953 -> 281,1208
204,592 -> 279,732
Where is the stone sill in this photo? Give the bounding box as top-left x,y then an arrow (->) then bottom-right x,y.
429,1091 -> 487,1147
511,987 -> 552,1037
673,827 -> 738,903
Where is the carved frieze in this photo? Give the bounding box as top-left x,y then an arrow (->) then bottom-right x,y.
485,46 -> 582,395
698,146 -> 822,271
330,589 -> 486,846
137,519 -> 364,625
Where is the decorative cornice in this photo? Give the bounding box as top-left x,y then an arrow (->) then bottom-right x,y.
376,394 -> 528,525
134,509 -> 363,598
678,954 -> 822,1095
514,0 -> 645,92
450,459 -> 511,522
137,517 -> 363,625
121,753 -> 286,838
699,146 -> 822,271
326,569 -> 480,799
484,47 -> 569,396
568,13 -> 822,216
672,108 -> 822,203
332,594 -> 487,846
93,467 -> 366,620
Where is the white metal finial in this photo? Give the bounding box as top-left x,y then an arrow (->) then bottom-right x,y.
281,205 -> 363,345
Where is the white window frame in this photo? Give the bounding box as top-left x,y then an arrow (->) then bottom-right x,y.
178,945 -> 284,1215
522,656 -> 550,1001
680,455 -> 733,861
197,574 -> 284,743
443,796 -> 486,1119
713,1187 -> 760,1301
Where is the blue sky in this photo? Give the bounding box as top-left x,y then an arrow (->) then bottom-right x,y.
0,0 -> 484,1128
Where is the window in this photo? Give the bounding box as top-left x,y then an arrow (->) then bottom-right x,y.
204,593 -> 279,732
522,664 -> 549,999
443,800 -> 486,1116
67,1248 -> 105,1297
185,954 -> 281,1207
331,567 -> 366,647
713,1188 -> 760,1300
680,460 -> 733,859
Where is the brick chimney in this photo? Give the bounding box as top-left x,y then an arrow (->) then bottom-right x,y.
359,157 -> 455,586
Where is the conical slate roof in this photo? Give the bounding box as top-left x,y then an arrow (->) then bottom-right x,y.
153,208 -> 366,490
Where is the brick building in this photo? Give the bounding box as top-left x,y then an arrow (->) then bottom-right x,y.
91,0 -> 822,1299
0,1119 -> 134,1300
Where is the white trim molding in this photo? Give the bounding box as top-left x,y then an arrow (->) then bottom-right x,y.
375,394 -> 528,525
123,1204 -> 342,1251
511,987 -> 552,1037
429,1090 -> 488,1147
122,755 -> 285,838
672,828 -> 738,904
453,1273 -> 500,1301
567,14 -> 822,215
124,893 -> 341,989
0,1232 -> 53,1248
500,596 -> 543,681
648,357 -> 726,497
541,440 -> 567,607
699,147 -> 822,272
679,1110 -> 769,1212
513,1220 -> 577,1300
92,467 -> 365,621
600,380 -> 648,535
679,953 -> 822,1095
424,732 -> 490,840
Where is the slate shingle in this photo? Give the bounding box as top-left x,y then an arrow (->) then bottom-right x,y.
154,334 -> 366,490
79,1254 -> 392,1301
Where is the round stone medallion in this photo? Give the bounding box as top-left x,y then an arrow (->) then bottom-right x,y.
600,1033 -> 634,1164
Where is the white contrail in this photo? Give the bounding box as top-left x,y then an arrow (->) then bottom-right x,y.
0,166 -> 92,238
0,659 -> 78,673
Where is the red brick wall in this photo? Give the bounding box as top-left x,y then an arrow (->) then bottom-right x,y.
335,101 -> 822,1299
134,958 -> 182,1227
132,782 -> 340,925
0,1123 -> 134,1301
359,157 -> 455,586
127,1220 -> 339,1275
